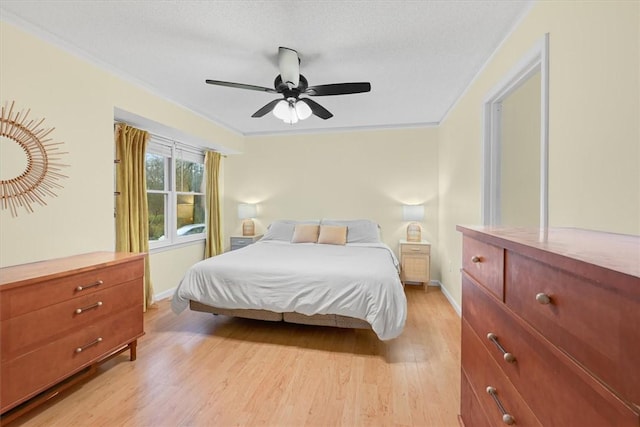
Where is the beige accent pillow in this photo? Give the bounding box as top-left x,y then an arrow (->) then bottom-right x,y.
291,224 -> 320,243
318,225 -> 347,245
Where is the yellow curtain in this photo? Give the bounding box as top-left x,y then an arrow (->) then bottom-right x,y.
115,123 -> 154,311
205,151 -> 222,258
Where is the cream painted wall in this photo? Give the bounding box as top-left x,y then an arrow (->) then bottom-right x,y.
223,127 -> 440,280
438,1 -> 640,307
149,243 -> 205,298
3,1 -> 638,310
0,20 -> 242,301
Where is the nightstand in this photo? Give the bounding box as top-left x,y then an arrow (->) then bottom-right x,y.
399,239 -> 431,289
230,235 -> 262,251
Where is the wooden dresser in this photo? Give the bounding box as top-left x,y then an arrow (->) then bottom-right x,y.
457,226 -> 639,426
0,251 -> 145,420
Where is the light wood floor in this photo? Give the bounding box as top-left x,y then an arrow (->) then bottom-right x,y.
9,286 -> 461,427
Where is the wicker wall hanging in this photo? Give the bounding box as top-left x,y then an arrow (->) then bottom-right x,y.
1,101 -> 68,217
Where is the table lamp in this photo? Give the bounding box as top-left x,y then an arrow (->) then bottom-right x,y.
238,203 -> 257,236
403,204 -> 424,242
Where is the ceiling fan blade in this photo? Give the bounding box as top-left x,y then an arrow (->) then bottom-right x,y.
306,82 -> 371,96
278,47 -> 300,88
251,99 -> 283,118
205,79 -> 277,93
299,98 -> 333,120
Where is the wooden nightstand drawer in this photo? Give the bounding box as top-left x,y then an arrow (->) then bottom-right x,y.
230,235 -> 262,251
400,244 -> 430,255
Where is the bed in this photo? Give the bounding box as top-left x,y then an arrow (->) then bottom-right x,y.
171,219 -> 407,340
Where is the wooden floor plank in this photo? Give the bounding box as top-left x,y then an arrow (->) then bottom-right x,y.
6,286 -> 461,427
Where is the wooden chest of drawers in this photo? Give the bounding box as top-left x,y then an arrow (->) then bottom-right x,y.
0,252 -> 145,417
457,226 -> 639,426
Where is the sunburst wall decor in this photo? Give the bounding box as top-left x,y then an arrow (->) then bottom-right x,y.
0,101 -> 68,217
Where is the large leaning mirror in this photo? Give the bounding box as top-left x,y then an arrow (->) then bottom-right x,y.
482,34 -> 549,229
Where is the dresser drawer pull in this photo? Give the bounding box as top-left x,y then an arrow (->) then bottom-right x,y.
74,301 -> 103,314
75,337 -> 103,353
486,386 -> 515,425
487,333 -> 516,363
471,255 -> 482,263
535,292 -> 552,305
76,280 -> 104,292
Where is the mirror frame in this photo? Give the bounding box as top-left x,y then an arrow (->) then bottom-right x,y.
0,101 -> 68,217
482,33 -> 549,228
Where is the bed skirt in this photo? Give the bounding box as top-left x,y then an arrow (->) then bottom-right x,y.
189,300 -> 371,330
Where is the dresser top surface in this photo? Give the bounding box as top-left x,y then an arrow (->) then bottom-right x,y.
0,251 -> 146,288
457,225 -> 640,278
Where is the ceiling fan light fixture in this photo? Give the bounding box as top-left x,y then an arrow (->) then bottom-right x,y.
273,99 -> 309,124
286,111 -> 299,125
295,100 -> 312,120
206,47 -> 370,123
273,99 -> 290,121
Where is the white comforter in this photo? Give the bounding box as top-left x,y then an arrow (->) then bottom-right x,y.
171,240 -> 407,340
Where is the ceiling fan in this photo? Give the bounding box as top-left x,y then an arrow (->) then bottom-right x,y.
205,47 -> 371,124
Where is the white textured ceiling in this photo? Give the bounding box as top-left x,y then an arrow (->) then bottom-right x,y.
1,1 -> 532,136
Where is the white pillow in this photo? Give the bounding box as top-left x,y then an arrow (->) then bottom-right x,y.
320,219 -> 381,243
261,220 -> 320,242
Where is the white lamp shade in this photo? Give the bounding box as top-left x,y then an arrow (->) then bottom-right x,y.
273,100 -> 289,121
402,204 -> 424,222
273,99 -> 311,124
238,203 -> 257,219
295,100 -> 312,120
285,103 -> 299,124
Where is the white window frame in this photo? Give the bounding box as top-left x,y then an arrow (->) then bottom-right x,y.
147,137 -> 206,251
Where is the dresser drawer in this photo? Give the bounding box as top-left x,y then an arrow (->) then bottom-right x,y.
462,319 -> 541,427
462,236 -> 504,300
1,259 -> 144,320
505,251 -> 640,408
401,244 -> 430,255
0,305 -> 143,411
230,237 -> 252,245
463,275 -> 640,426
460,371 -> 491,427
1,279 -> 142,361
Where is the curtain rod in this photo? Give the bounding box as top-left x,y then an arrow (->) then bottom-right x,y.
115,121 -> 225,156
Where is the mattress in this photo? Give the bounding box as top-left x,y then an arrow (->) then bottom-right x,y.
172,240 -> 407,340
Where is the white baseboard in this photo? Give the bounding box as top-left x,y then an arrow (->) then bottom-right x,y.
433,280 -> 461,317
154,287 -> 176,302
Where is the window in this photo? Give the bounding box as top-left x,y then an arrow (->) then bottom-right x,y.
146,138 -> 206,248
